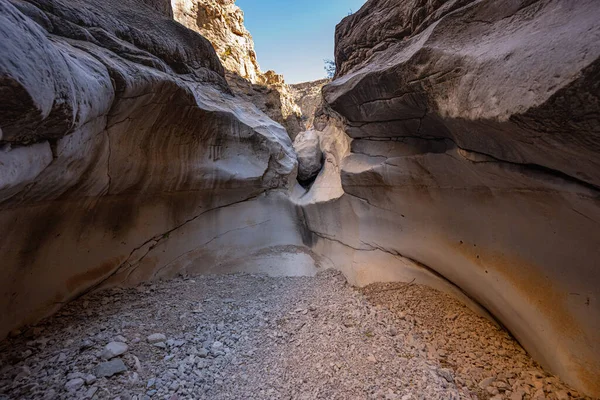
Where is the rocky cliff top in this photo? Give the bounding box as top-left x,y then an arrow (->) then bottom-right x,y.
173,0 -> 262,83
172,0 -> 305,137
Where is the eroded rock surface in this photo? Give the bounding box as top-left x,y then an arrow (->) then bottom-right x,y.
0,0 -> 298,340
304,0 -> 600,396
290,79 -> 331,130
1,0 -> 600,398
172,0 -> 261,83
172,0 -> 304,137
293,130 -> 323,182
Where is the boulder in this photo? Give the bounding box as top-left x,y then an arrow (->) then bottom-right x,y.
293,131 -> 323,182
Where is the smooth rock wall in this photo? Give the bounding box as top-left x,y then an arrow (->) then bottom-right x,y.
319,0 -> 600,395
0,0 -> 299,338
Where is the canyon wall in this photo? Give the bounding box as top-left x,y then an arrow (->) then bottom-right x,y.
172,0 -> 304,137
302,0 -> 600,395
0,0 -> 307,340
290,79 -> 331,131
1,0 -> 600,397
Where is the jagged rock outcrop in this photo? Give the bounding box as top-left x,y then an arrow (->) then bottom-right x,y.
172,0 -> 261,82
226,70 -> 305,139
301,0 -> 600,396
0,0 -> 301,339
172,0 -> 304,137
290,79 -> 330,130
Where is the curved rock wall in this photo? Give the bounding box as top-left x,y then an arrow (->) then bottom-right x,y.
1,0 -> 600,397
309,0 -> 600,396
0,0 -> 300,339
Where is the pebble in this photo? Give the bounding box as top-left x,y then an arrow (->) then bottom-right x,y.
65,377 -> 84,391
84,374 -> 97,385
479,376 -> 496,389
147,333 -> 167,343
0,272 -> 588,400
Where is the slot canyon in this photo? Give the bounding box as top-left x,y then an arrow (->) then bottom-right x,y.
0,0 -> 599,399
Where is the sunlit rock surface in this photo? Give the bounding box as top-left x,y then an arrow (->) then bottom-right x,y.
172,0 -> 261,82
290,79 -> 331,130
172,0 -> 304,137
306,0 -> 600,395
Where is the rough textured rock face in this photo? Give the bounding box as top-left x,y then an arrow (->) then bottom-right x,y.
226,71 -> 304,139
172,0 -> 304,138
308,0 -> 600,396
0,0 -> 299,340
290,79 -> 330,130
334,0 -> 473,77
172,0 -> 261,82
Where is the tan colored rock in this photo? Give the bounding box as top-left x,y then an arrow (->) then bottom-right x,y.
172,0 -> 261,83
172,0 -> 304,138
290,79 -> 330,130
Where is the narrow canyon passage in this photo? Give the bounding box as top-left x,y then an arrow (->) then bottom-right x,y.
1,0 -> 599,399
0,271 -> 586,400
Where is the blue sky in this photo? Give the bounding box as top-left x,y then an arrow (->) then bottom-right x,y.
236,0 -> 367,84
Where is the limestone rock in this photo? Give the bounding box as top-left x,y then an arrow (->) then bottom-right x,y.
147,333 -> 167,344
314,0 -> 600,396
172,0 -> 304,138
101,342 -> 128,359
226,72 -> 304,139
290,79 -> 330,130
172,0 -> 261,83
94,359 -> 128,378
293,131 -> 323,182
65,378 -> 84,392
0,0 -> 296,341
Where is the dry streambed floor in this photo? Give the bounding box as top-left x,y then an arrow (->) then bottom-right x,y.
0,271 -> 590,400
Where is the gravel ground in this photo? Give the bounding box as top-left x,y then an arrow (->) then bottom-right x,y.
0,270 -> 591,400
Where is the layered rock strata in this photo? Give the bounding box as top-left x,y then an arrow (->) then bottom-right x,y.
172,0 -> 304,137
0,0 -> 299,340
305,0 -> 600,395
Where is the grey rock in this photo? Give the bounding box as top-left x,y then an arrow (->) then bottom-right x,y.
65,378 -> 84,392
84,374 -> 97,385
147,334 -> 167,344
437,368 -> 454,383
94,359 -> 128,378
293,130 -> 323,181
83,387 -> 98,399
100,342 -> 128,360
198,348 -> 209,358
